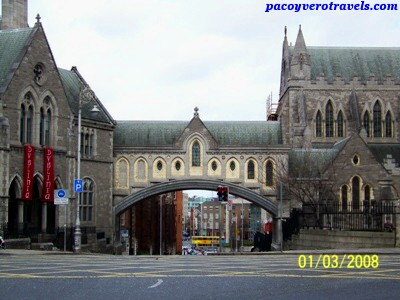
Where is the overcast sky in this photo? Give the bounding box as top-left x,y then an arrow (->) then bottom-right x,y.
26,0 -> 400,122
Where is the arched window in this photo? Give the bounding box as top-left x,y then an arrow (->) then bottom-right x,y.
266,160 -> 274,186
137,159 -> 146,180
20,104 -> 25,143
247,161 -> 255,180
337,111 -> 344,137
364,185 -> 370,202
385,111 -> 392,137
341,185 -> 348,211
192,141 -> 200,167
363,112 -> 370,137
26,105 -> 33,144
316,110 -> 322,137
40,108 -> 52,146
325,101 -> 334,137
373,101 -> 382,137
80,178 -> 94,222
80,129 -> 95,158
20,93 -> 34,144
352,177 -> 360,210
117,158 -> 128,188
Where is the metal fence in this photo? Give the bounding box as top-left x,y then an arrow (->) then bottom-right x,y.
293,202 -> 397,232
282,202 -> 398,242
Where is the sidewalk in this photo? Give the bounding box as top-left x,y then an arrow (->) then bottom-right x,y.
1,247 -> 400,256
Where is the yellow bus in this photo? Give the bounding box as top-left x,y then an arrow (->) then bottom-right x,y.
191,236 -> 220,248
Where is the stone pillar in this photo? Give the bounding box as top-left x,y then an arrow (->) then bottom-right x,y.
41,203 -> 47,233
18,200 -> 24,234
271,217 -> 282,251
396,200 -> 400,247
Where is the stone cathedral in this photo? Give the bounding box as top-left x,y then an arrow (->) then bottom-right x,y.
0,1 -> 399,251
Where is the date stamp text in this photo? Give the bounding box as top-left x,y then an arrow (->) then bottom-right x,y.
298,254 -> 379,269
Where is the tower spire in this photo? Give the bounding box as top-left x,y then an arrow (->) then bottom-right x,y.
290,25 -> 311,79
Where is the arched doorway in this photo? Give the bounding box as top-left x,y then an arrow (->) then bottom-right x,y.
7,176 -> 56,240
114,179 -> 279,253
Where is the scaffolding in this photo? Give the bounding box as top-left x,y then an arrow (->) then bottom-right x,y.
266,93 -> 279,121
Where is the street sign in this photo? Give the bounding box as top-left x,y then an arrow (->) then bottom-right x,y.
74,179 -> 83,192
54,189 -> 69,205
227,199 -> 233,211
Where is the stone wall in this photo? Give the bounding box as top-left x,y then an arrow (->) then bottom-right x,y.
286,229 -> 395,250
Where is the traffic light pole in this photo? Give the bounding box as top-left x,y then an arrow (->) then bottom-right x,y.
219,202 -> 222,253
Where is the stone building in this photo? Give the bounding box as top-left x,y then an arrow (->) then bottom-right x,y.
1,1 -> 399,252
0,0 -> 116,250
278,26 -> 399,223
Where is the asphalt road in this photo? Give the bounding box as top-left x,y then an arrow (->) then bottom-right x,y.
1,250 -> 399,300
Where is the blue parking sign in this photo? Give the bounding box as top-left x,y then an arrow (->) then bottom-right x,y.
74,179 -> 83,192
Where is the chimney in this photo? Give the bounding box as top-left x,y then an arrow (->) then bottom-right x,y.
1,0 -> 28,30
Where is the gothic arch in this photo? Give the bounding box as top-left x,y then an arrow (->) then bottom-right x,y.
114,179 -> 278,222
315,110 -> 323,137
226,157 -> 240,179
188,138 -> 204,176
263,158 -> 276,188
19,86 -> 39,106
384,110 -> 394,137
134,157 -> 148,182
9,174 -> 23,199
245,158 -> 258,182
362,109 -> 371,137
153,157 -> 167,179
337,110 -> 345,137
207,157 -> 221,177
171,157 -> 185,177
373,100 -> 383,137
54,176 -> 63,190
39,90 -> 59,116
325,100 -> 334,137
115,157 -> 130,189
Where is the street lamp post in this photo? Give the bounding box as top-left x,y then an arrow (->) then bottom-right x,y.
160,195 -> 162,255
74,87 -> 94,253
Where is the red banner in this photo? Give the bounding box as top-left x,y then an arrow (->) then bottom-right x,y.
22,145 -> 35,201
42,147 -> 54,202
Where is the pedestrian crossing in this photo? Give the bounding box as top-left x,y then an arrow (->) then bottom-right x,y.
0,253 -> 399,280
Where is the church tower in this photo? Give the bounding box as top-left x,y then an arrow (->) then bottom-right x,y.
1,0 -> 28,30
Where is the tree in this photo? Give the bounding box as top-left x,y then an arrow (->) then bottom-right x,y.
273,148 -> 338,228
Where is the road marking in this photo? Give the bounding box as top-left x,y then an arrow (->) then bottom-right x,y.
148,279 -> 163,288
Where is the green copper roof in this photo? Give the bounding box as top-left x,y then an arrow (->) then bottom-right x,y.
0,27 -> 34,93
114,121 -> 187,147
205,121 -> 281,146
59,68 -> 115,124
368,144 -> 400,165
114,120 -> 282,147
289,148 -> 338,177
307,47 -> 400,82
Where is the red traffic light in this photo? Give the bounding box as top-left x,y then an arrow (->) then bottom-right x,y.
222,186 -> 229,201
217,185 -> 223,201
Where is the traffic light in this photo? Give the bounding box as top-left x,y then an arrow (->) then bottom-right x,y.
222,186 -> 229,201
217,185 -> 223,201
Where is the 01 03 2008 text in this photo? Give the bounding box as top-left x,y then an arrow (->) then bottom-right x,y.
298,254 -> 379,269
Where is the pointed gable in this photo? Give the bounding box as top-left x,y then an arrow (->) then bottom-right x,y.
174,108 -> 219,150
324,133 -> 390,184
58,67 -> 116,125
